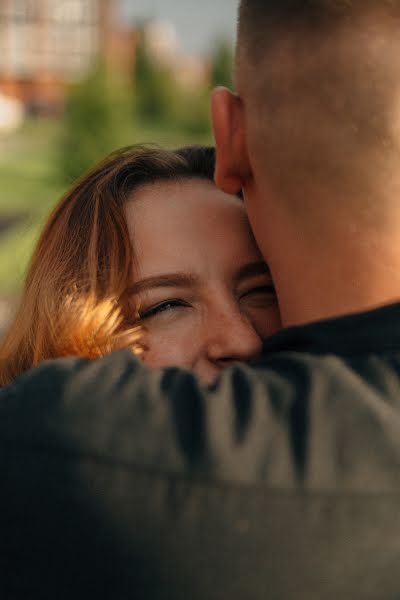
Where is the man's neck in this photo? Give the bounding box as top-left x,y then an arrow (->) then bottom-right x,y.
261,216 -> 400,328
277,264 -> 400,328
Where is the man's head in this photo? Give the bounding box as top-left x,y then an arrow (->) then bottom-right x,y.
212,0 -> 400,325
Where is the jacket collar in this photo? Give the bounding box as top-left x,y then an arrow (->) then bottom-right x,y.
262,302 -> 400,356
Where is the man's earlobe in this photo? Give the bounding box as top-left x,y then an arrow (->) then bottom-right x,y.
211,87 -> 251,195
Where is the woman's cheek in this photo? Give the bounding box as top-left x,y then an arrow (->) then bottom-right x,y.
139,323 -> 199,370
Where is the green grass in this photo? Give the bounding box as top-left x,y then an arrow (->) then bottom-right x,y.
0,120 -> 66,295
0,117 -> 213,296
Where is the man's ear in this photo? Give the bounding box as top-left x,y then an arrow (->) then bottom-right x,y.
211,87 -> 251,195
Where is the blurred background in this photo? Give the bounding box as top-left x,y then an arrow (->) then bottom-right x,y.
0,0 -> 237,332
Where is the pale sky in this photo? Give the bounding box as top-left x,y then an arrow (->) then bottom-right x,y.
119,0 -> 239,56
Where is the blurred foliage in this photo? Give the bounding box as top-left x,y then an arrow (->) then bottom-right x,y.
210,40 -> 234,89
174,87 -> 211,137
133,28 -> 211,136
133,31 -> 179,124
58,64 -> 133,185
0,120 -> 66,294
58,33 -> 233,183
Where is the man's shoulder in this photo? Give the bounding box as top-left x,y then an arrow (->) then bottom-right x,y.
1,321 -> 400,599
1,337 -> 400,490
1,347 -> 400,600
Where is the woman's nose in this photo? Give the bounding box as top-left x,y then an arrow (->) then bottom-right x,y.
205,308 -> 263,365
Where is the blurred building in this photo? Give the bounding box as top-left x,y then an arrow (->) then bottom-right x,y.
144,19 -> 178,67
0,91 -> 23,131
175,55 -> 209,92
0,0 -> 135,116
143,19 -> 209,91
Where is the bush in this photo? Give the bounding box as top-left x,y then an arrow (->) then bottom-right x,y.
210,40 -> 234,89
176,88 -> 211,137
58,65 -> 131,184
133,32 -> 179,125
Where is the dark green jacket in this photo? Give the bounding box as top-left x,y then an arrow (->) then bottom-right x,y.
1,304 -> 400,599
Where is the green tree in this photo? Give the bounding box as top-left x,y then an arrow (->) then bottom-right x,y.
210,40 -> 234,89
58,64 -> 130,184
177,87 -> 211,137
133,30 -> 178,124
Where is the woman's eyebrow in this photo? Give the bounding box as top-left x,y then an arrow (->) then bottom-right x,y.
128,273 -> 199,295
234,261 -> 272,284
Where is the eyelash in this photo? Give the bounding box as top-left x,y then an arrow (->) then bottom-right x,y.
137,285 -> 276,321
138,299 -> 190,321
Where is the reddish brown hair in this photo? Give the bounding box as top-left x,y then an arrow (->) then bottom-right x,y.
0,144 -> 216,386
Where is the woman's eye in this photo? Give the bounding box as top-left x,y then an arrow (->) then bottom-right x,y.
241,284 -> 277,299
138,299 -> 189,321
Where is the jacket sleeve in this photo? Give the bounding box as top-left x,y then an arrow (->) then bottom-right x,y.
1,350 -> 400,600
1,348 -> 398,488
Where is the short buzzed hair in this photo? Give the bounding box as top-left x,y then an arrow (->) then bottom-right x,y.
239,0 -> 400,39
237,0 -> 400,216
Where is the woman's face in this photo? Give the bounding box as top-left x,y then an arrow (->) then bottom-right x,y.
125,178 -> 281,384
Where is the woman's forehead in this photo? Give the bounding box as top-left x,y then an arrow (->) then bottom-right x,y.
124,178 -> 261,279
125,178 -> 246,234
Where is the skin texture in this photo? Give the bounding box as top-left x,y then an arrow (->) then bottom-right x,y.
124,178 -> 280,385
